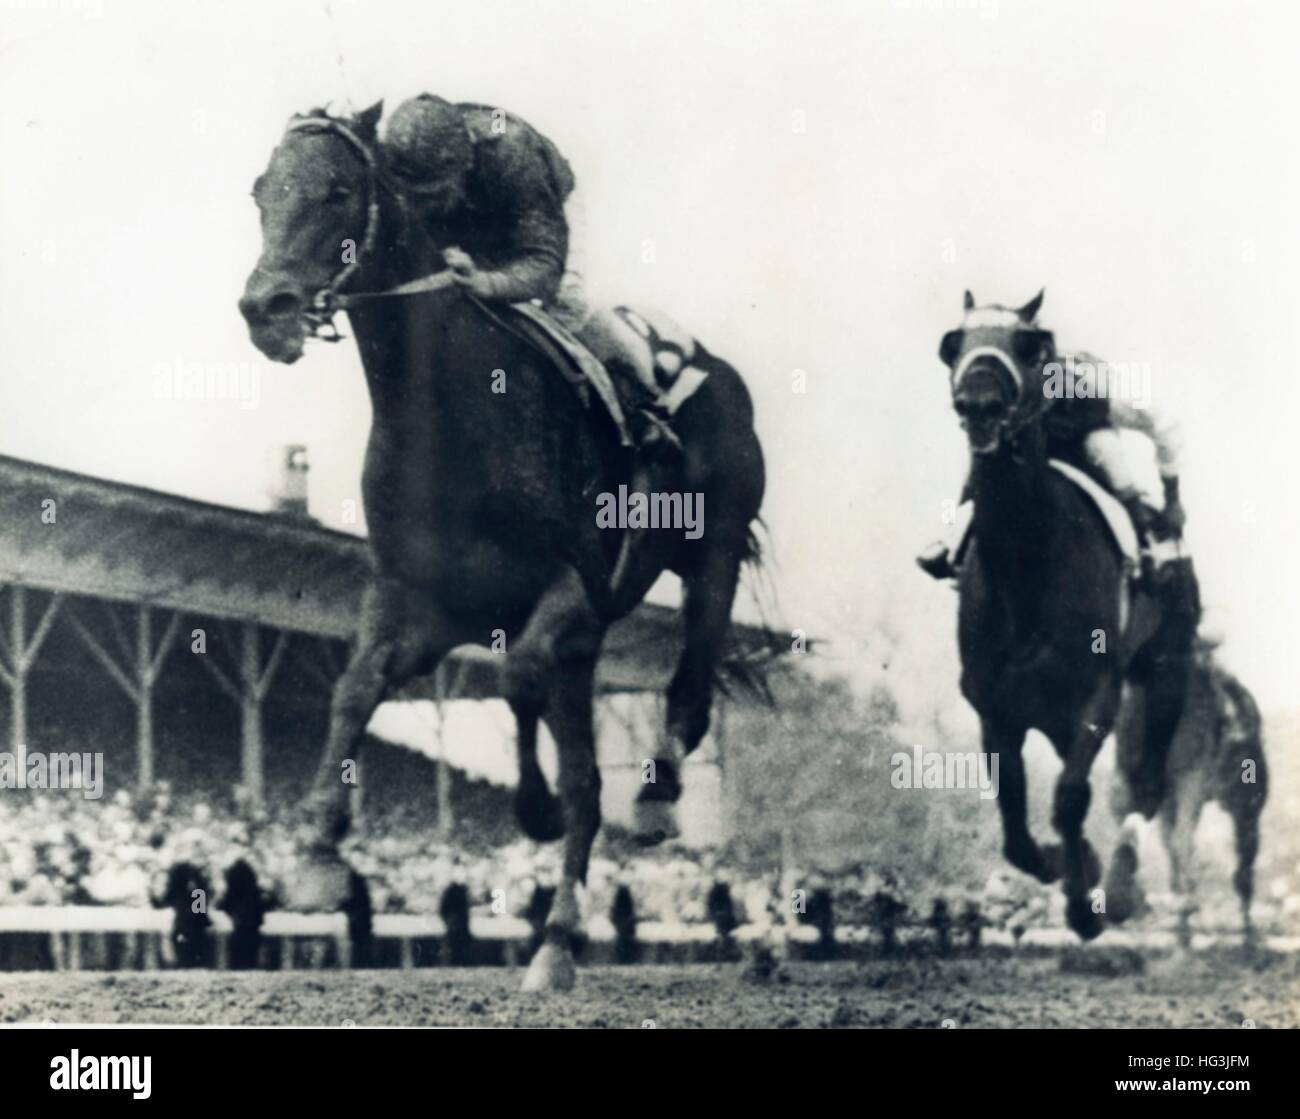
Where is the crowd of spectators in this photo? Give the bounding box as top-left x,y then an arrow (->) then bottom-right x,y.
1,785 -> 1295,938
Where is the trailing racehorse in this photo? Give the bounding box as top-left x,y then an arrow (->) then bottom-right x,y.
938,291 -> 1199,940
239,104 -> 765,989
1107,641 -> 1268,946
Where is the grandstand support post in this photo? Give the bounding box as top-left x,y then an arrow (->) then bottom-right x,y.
135,605 -> 155,785
131,604 -> 182,786
67,602 -> 179,788
236,623 -> 288,806
0,585 -> 62,749
431,657 -> 471,842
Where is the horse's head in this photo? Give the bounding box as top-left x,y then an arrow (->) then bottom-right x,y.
939,289 -> 1055,455
239,102 -> 385,363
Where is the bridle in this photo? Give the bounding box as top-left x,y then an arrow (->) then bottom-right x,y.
950,338 -> 1056,449
283,115 -> 457,341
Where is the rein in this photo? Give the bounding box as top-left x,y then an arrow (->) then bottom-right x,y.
283,115 -> 458,340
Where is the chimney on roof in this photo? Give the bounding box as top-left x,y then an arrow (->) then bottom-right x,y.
266,444 -> 311,520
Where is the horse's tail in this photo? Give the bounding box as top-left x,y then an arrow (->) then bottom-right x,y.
716,516 -> 783,704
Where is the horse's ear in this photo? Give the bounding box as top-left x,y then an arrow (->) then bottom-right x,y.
355,100 -> 384,141
1017,289 -> 1045,323
963,290 -> 976,312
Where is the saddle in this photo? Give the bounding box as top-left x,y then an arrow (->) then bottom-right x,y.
474,299 -> 710,447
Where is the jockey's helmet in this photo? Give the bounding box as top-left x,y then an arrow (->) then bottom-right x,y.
383,95 -> 475,206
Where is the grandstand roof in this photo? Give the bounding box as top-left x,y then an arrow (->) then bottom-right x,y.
0,454 -> 783,699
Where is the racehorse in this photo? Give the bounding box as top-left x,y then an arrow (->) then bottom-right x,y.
239,103 -> 765,989
1108,641 -> 1267,946
940,290 -> 1199,939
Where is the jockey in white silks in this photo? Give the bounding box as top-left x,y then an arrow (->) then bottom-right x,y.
918,348 -> 1188,583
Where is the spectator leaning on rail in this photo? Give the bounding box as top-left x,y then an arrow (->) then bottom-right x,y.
379,94 -> 672,447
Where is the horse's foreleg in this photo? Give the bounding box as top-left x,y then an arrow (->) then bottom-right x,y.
502,566 -> 603,991
1050,691 -> 1114,941
633,543 -> 743,846
507,569 -> 603,993
1162,784 -> 1203,949
292,580 -> 449,910
522,655 -> 601,993
981,718 -> 1052,881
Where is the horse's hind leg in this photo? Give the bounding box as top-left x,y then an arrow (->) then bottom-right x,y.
633,542 -> 744,846
1231,801 -> 1261,945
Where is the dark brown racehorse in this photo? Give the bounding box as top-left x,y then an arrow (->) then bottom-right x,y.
239,104 -> 765,989
940,290 -> 1199,939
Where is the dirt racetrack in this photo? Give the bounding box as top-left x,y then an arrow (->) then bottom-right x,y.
3,948 -> 1297,1028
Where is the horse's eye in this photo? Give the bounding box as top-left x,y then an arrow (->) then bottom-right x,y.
1012,329 -> 1052,364
939,330 -> 964,367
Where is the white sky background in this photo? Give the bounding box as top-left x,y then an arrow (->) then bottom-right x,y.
2,0 -> 1298,730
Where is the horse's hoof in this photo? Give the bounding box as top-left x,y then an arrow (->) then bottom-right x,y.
632,799 -> 680,847
1103,875 -> 1145,924
283,855 -> 352,912
521,941 -> 576,992
1066,897 -> 1105,942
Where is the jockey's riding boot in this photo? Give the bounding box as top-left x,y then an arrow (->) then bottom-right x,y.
611,363 -> 680,458
1120,493 -> 1176,589
916,541 -> 957,581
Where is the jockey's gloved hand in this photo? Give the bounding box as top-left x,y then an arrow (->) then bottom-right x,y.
444,246 -> 475,276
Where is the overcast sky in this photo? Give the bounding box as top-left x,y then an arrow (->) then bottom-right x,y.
3,0 -> 1298,728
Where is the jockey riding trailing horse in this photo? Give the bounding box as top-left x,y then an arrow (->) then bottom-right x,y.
918,290 -> 1189,589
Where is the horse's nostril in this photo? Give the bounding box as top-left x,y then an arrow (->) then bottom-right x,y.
266,292 -> 302,318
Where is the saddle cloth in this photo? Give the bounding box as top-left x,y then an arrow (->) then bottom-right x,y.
492,301 -> 711,446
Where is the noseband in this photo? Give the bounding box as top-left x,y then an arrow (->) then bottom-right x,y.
950,341 -> 1054,446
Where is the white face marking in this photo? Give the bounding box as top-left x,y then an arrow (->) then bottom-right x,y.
961,307 -> 1022,329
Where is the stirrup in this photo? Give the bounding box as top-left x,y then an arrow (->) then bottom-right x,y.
635,407 -> 683,455
1137,537 -> 1185,590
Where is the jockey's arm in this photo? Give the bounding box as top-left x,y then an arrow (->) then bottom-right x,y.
1108,398 -> 1183,480
462,121 -> 572,305
466,205 -> 569,304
